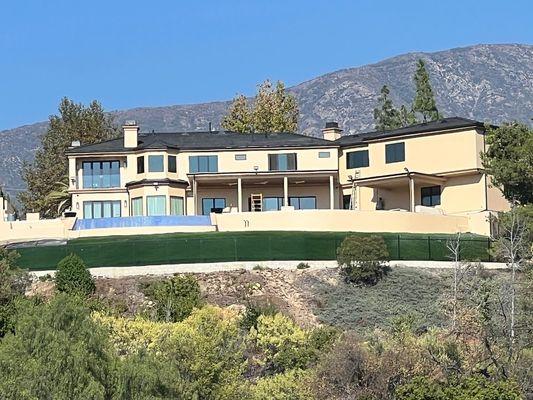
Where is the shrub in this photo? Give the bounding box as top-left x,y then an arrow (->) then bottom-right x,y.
252,264 -> 267,271
240,300 -> 278,331
252,369 -> 312,400
337,235 -> 390,285
296,262 -> 311,269
143,274 -> 203,322
55,253 -> 95,296
395,376 -> 522,400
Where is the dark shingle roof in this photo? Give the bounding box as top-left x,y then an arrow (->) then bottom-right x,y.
335,117 -> 486,146
66,131 -> 335,154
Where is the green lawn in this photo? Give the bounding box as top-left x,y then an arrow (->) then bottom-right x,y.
13,231 -> 492,270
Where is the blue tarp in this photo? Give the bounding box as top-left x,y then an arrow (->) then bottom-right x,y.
73,215 -> 212,230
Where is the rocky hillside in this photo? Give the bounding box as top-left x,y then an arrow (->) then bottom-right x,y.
1,43 -> 532,201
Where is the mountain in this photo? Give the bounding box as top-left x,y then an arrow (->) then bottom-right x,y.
1,43 -> 532,203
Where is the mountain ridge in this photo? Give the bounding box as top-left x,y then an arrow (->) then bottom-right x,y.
1,43 -> 532,201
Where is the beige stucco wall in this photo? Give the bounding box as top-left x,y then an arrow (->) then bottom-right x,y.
67,224 -> 215,239
486,176 -> 511,212
339,129 -> 483,184
440,174 -> 486,214
0,218 -> 76,244
213,209 -> 481,234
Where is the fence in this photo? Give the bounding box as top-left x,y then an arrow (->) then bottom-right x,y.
13,232 -> 493,270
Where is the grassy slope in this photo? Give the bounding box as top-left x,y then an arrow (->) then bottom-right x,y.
14,231 -> 491,270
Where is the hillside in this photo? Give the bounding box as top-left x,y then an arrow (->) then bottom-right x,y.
1,43 -> 532,201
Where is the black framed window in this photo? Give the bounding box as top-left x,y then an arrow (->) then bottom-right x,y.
137,156 -> 145,173
346,150 -> 369,168
343,195 -> 351,209
202,198 -> 226,215
82,161 -> 120,188
148,155 -> 164,172
189,155 -> 218,173
289,196 -> 316,210
268,153 -> 297,171
385,142 -> 405,163
421,186 -> 441,206
168,155 -> 177,173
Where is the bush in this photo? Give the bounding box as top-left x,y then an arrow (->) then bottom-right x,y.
55,253 -> 95,296
240,300 -> 278,331
144,274 -> 203,322
296,262 -> 311,269
252,369 -> 312,400
395,376 -> 522,400
337,235 -> 390,285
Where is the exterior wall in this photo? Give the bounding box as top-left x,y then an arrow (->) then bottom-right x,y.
213,210 -> 478,235
128,185 -> 187,216
0,218 -> 76,244
68,224 -> 215,239
486,176 -> 511,212
440,174 -> 486,214
339,129 -> 482,184
71,191 -> 129,219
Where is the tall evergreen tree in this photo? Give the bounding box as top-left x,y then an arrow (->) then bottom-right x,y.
412,59 -> 440,122
373,85 -> 400,131
221,94 -> 253,133
20,98 -> 118,217
221,80 -> 298,134
397,105 -> 418,127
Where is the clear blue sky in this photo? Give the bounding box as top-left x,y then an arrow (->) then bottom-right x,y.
1,0 -> 532,130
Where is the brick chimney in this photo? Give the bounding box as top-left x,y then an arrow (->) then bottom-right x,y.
123,120 -> 139,148
322,121 -> 343,141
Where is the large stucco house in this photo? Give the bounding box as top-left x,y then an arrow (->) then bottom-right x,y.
63,117 -> 509,235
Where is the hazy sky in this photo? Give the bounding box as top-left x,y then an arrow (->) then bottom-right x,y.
1,0 -> 532,130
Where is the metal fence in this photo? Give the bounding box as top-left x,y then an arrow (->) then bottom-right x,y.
15,233 -> 493,270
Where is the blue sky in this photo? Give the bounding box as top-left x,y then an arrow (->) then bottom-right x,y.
1,0 -> 532,130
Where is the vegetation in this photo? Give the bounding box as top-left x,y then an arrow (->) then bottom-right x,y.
373,58 -> 440,130
337,235 -> 390,285
0,249 -> 29,337
482,122 -> 533,205
55,253 -> 95,296
222,79 -> 298,133
20,97 -> 118,217
142,274 -> 203,322
412,59 -> 440,122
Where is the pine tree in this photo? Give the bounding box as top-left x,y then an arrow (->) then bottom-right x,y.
221,94 -> 253,133
19,98 -> 118,217
221,80 -> 298,134
412,59 -> 440,122
397,105 -> 418,127
373,85 -> 401,131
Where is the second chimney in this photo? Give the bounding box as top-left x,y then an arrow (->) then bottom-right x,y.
123,120 -> 139,148
322,121 -> 343,141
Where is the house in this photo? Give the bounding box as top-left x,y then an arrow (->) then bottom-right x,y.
65,117 -> 509,235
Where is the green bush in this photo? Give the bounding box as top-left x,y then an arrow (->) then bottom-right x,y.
337,235 -> 390,285
144,275 -> 203,322
240,300 -> 278,331
296,262 -> 311,269
55,253 -> 95,296
395,376 -> 522,400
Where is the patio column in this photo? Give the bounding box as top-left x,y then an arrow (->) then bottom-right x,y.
193,178 -> 198,215
329,175 -> 335,209
237,178 -> 242,212
283,176 -> 289,206
409,175 -> 415,212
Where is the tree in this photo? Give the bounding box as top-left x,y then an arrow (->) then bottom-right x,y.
412,59 -> 440,122
143,274 -> 203,322
55,253 -> 95,296
221,80 -> 298,133
373,85 -> 401,131
482,122 -> 533,205
221,94 -> 253,133
20,98 -> 118,217
493,207 -> 531,352
0,248 -> 29,337
0,294 -> 116,399
337,235 -> 390,285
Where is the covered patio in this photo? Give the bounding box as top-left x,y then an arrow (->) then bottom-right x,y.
352,171 -> 446,212
188,170 -> 339,215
